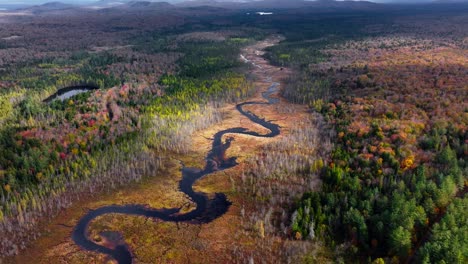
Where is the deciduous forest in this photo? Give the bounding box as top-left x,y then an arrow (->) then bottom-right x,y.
0,1 -> 466,263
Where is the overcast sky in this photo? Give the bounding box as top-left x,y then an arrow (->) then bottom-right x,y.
0,0 -> 442,6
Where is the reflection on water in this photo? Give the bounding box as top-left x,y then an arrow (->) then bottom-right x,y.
56,89 -> 89,101
43,86 -> 98,103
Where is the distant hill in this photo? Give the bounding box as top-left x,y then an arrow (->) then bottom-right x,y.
33,2 -> 74,9
177,0 -> 379,10
176,0 -> 306,8
20,2 -> 76,14
94,0 -> 128,5
87,0 -> 175,9
127,1 -> 173,8
102,1 -> 174,11
88,0 -> 136,8
307,0 -> 379,10
176,0 -> 235,8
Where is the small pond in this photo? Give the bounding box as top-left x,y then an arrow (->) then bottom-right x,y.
43,86 -> 98,103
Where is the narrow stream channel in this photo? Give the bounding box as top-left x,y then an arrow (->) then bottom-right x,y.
72,56 -> 281,264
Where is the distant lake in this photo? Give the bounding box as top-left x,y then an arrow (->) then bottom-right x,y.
246,12 -> 274,16
256,12 -> 274,16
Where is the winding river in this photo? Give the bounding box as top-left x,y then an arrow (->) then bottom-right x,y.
72,55 -> 281,264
